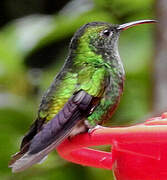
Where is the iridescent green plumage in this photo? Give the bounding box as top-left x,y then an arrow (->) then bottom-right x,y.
38,24 -> 124,127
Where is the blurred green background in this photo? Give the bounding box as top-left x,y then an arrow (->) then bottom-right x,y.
0,0 -> 156,179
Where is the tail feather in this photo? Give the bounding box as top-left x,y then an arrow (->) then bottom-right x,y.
9,134 -> 69,173
9,143 -> 30,167
9,152 -> 39,173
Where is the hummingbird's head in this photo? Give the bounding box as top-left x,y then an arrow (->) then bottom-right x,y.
70,20 -> 156,58
70,22 -> 119,54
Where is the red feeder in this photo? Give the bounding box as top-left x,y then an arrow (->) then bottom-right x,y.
57,112 -> 167,180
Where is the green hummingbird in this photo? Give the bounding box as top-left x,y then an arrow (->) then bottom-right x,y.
9,20 -> 156,172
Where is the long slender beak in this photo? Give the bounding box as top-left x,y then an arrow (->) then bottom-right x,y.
117,20 -> 157,31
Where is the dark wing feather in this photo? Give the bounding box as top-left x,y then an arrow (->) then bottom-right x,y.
9,90 -> 93,172
20,118 -> 45,149
29,90 -> 92,154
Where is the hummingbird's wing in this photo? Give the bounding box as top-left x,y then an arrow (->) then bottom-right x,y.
9,90 -> 93,172
19,118 -> 45,150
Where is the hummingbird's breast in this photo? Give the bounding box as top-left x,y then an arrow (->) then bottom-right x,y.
87,66 -> 124,127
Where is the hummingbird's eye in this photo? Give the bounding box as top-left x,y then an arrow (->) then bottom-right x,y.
102,29 -> 112,37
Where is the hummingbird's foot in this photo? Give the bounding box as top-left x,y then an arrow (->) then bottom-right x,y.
88,125 -> 104,134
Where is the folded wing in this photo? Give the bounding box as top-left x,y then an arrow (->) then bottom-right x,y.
9,90 -> 93,172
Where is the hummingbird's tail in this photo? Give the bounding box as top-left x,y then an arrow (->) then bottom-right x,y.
9,90 -> 93,172
9,151 -> 47,173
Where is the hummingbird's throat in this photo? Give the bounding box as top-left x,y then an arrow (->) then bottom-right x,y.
73,35 -> 104,67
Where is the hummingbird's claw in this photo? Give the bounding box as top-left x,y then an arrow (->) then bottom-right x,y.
88,125 -> 105,134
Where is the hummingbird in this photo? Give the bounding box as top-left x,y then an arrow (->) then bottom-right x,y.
9,19 -> 156,172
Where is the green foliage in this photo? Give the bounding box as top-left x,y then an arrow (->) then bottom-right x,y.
0,0 -> 155,179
